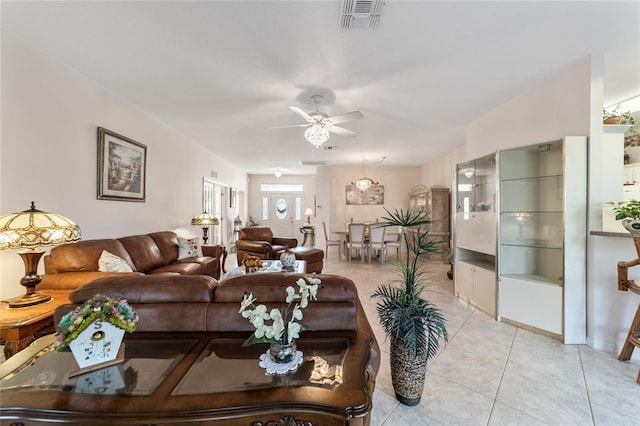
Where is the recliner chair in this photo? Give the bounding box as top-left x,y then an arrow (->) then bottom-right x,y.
235,226 -> 298,264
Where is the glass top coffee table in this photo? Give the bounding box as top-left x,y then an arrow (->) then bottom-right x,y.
0,331 -> 375,425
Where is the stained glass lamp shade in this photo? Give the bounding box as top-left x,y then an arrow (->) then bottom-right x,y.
0,202 -> 81,308
191,212 -> 219,244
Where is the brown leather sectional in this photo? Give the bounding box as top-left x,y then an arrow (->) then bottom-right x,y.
40,231 -> 223,290
52,272 -> 380,375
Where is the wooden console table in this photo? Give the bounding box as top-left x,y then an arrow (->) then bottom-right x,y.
0,290 -> 71,360
0,331 -> 376,425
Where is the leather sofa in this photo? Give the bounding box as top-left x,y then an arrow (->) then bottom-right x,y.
235,227 -> 324,274
40,231 -> 222,290
235,226 -> 298,264
53,272 -> 380,374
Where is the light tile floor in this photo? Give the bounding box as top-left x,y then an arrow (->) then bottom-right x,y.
280,252 -> 640,426
5,253 -> 636,425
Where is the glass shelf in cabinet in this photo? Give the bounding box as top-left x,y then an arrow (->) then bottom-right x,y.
500,273 -> 563,287
500,174 -> 562,183
500,240 -> 563,249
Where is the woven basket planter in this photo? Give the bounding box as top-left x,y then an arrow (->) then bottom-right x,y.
390,336 -> 428,406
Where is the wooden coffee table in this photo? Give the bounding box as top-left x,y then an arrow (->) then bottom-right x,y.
0,330 -> 376,425
0,290 -> 72,360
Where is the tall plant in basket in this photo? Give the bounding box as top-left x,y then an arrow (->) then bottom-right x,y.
371,208 -> 448,406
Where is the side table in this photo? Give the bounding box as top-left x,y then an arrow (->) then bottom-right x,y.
0,289 -> 71,360
300,225 -> 315,247
220,245 -> 228,273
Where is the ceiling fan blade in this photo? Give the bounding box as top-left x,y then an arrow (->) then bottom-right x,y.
269,124 -> 311,129
326,124 -> 359,137
288,105 -> 313,122
325,110 -> 364,125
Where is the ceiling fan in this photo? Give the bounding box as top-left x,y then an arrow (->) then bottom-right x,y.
275,95 -> 364,147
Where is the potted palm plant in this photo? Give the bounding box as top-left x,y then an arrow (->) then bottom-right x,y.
371,208 -> 448,406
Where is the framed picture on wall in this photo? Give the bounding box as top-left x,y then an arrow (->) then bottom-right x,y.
97,127 -> 147,202
229,187 -> 237,208
346,184 -> 384,205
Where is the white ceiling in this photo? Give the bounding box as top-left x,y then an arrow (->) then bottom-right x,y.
2,1 -> 639,175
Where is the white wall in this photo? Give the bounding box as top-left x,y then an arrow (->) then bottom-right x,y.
422,146 -> 466,192
312,165 -> 421,249
0,33 -> 247,298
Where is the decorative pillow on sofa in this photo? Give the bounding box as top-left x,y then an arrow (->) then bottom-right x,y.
98,250 -> 133,273
178,237 -> 203,259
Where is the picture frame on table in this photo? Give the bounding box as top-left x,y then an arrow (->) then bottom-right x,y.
97,127 -> 147,202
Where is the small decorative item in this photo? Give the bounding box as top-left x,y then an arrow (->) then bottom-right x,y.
609,200 -> 640,234
603,107 -> 636,132
97,127 -> 147,202
279,249 -> 297,269
243,255 -> 263,273
54,294 -> 138,375
239,276 -> 321,374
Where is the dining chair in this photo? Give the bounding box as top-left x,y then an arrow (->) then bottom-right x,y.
367,224 -> 386,263
384,227 -> 402,263
322,221 -> 341,259
347,223 -> 367,263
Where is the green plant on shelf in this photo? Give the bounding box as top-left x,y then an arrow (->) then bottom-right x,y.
609,200 -> 640,220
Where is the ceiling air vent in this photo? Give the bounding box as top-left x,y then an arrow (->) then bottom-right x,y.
340,0 -> 387,31
300,160 -> 328,166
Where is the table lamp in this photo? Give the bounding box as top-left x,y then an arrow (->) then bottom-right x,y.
191,212 -> 219,244
304,207 -> 314,225
0,202 -> 81,308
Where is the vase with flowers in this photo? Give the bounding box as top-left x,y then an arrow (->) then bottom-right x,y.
239,276 -> 321,372
243,255 -> 263,273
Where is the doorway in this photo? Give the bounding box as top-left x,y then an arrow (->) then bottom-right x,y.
269,193 -> 298,238
203,178 -> 227,245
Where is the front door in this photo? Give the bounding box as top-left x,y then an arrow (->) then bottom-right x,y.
269,193 -> 297,238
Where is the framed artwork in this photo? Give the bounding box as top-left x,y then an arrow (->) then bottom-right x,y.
229,187 -> 237,208
97,127 -> 146,202
346,185 -> 384,205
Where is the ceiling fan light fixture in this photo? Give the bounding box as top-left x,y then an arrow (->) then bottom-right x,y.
304,124 -> 330,147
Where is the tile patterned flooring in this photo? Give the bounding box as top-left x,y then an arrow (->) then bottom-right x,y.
315,253 -> 640,426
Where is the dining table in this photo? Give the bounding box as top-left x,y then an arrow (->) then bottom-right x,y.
332,224 -> 398,260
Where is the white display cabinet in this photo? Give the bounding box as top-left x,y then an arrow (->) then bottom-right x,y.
454,153 -> 497,317
498,137 -> 587,344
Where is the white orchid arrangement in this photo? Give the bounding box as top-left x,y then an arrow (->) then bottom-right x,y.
239,276 -> 321,347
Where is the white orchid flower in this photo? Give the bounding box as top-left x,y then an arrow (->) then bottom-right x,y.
292,305 -> 303,321
287,321 -> 301,343
238,293 -> 256,313
254,325 -> 266,339
299,293 -> 309,308
285,286 -> 297,303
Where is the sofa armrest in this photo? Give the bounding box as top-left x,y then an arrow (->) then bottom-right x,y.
40,271 -> 143,290
202,244 -> 222,259
235,240 -> 272,253
273,237 -> 298,248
